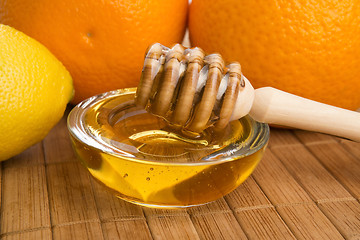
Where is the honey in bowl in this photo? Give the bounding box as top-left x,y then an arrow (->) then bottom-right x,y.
68,88 -> 269,208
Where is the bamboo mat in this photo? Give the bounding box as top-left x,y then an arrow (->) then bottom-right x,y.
0,109 -> 360,240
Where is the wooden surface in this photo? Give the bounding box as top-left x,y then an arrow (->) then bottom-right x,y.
0,110 -> 360,240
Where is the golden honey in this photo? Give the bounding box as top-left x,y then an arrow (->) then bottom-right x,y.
68,88 -> 269,208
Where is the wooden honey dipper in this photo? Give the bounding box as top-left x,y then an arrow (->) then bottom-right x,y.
135,43 -> 360,141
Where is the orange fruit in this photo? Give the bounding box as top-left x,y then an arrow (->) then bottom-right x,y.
0,0 -> 188,103
189,0 -> 360,110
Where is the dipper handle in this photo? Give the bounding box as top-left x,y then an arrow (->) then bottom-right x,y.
249,87 -> 360,142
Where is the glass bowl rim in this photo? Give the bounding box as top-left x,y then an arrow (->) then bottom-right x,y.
67,88 -> 270,166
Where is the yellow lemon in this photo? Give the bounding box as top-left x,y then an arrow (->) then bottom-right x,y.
0,24 -> 73,161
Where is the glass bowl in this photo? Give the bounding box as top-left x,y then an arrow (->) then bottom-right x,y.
67,88 -> 269,208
